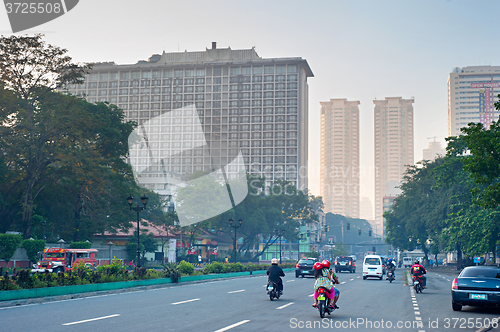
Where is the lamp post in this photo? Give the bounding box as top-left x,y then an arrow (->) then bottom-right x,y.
229,218 -> 242,263
275,229 -> 285,264
107,241 -> 113,263
42,220 -> 47,240
127,194 -> 149,268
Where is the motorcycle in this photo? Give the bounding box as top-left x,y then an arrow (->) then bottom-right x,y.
267,281 -> 281,301
413,275 -> 424,293
387,270 -> 395,283
315,287 -> 335,318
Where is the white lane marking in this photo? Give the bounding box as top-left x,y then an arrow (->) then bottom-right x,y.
308,293 -> 314,297
276,302 -> 294,310
0,303 -> 38,310
340,281 -> 346,284
62,314 -> 120,326
42,298 -> 82,304
357,276 -> 360,278
415,317 -> 422,321
286,280 -> 295,283
415,311 -> 420,315
446,279 -> 451,282
350,278 -> 354,281
171,298 -> 200,305
214,320 -> 250,332
228,290 -> 245,294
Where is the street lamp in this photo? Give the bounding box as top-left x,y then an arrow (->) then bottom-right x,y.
229,218 -> 242,263
127,194 -> 149,268
275,229 -> 285,264
42,220 -> 47,240
107,241 -> 113,263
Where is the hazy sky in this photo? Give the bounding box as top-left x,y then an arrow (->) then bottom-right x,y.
2,0 -> 500,205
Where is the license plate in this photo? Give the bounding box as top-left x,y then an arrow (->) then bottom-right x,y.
268,286 -> 274,291
369,268 -> 375,271
340,262 -> 346,265
318,296 -> 325,300
470,293 -> 487,300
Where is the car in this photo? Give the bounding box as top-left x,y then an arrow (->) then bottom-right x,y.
334,256 -> 355,273
451,266 -> 500,311
402,257 -> 413,268
295,257 -> 318,278
363,254 -> 383,280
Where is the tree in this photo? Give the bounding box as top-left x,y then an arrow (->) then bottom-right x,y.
20,239 -> 45,264
0,34 -> 89,237
0,233 -> 22,265
126,233 -> 157,265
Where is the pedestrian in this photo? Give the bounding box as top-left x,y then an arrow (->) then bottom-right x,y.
198,254 -> 202,265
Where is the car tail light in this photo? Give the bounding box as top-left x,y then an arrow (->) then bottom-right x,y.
452,278 -> 458,290
334,261 -> 337,265
296,263 -> 299,268
348,261 -> 351,265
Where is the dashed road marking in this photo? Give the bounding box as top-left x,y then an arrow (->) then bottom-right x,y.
276,302 -> 294,310
286,280 -> 295,283
62,314 -> 120,326
171,298 -> 200,305
228,290 -> 245,294
214,320 -> 250,332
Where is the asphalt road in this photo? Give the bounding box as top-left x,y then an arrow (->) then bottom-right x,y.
1,267 -> 499,332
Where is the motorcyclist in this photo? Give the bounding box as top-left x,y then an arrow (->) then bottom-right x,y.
312,260 -> 340,309
323,259 -> 340,309
386,258 -> 396,279
410,260 -> 427,288
267,258 -> 285,295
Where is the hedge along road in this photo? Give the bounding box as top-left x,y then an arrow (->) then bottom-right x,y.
0,268 -> 295,307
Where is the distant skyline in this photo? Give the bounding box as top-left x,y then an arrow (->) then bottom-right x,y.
2,0 -> 499,204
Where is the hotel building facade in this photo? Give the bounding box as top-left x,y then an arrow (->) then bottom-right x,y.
65,44 -> 313,197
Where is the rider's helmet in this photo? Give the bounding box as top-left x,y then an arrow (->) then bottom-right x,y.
321,260 -> 330,269
271,258 -> 279,265
388,258 -> 392,263
313,262 -> 323,270
414,260 -> 419,265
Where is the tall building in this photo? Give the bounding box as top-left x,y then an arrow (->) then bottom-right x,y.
65,43 -> 313,197
373,97 -> 414,235
423,139 -> 445,161
448,65 -> 500,136
320,99 -> 360,218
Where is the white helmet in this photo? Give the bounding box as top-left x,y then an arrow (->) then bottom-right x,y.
271,258 -> 279,265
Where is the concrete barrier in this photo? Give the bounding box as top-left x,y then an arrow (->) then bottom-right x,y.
0,268 -> 294,303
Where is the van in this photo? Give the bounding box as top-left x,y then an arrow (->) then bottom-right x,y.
363,255 -> 383,280
403,257 -> 413,268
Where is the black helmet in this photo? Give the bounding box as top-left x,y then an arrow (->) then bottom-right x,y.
414,260 -> 419,265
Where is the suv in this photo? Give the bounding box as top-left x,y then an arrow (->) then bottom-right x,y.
334,256 -> 355,273
295,257 -> 318,277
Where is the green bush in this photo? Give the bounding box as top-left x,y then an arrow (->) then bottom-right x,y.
178,260 -> 194,275
203,262 -> 224,274
223,262 -> 245,273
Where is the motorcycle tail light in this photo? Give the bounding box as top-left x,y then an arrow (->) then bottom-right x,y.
319,288 -> 325,293
452,278 -> 458,290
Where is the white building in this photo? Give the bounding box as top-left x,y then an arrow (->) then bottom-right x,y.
448,65 -> 500,137
65,43 -> 313,197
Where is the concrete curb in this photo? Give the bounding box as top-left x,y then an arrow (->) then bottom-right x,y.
0,268 -> 294,307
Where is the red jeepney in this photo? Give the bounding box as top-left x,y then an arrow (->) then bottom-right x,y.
31,247 -> 98,273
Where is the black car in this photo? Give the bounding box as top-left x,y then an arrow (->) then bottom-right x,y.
295,257 -> 318,277
334,256 -> 355,273
451,266 -> 500,311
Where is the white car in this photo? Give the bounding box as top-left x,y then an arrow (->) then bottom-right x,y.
363,255 -> 383,280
